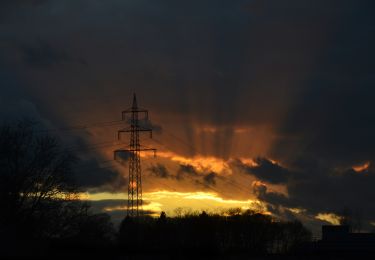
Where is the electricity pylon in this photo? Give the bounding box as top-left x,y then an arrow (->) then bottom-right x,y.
114,94 -> 156,217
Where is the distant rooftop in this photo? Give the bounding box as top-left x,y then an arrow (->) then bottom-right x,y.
316,225 -> 375,253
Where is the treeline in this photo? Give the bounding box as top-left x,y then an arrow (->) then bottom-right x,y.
118,211 -> 312,255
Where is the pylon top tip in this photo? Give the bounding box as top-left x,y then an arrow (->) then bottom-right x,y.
132,93 -> 138,108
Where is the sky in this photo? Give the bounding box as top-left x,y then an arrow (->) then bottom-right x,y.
1,0 -> 375,235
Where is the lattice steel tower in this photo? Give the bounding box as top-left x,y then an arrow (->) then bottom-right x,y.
114,94 -> 156,217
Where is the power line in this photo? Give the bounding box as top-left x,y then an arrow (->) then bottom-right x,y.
74,159 -> 118,171
63,135 -> 152,153
67,140 -> 128,153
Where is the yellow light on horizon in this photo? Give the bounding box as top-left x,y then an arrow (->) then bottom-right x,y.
84,190 -> 263,216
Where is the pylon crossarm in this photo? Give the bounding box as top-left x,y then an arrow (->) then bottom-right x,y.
117,148 -> 156,153
118,128 -> 152,140
122,108 -> 148,113
117,128 -> 130,139
122,109 -> 149,120
118,127 -> 152,132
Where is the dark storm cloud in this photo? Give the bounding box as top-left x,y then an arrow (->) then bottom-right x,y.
253,182 -> 293,210
177,164 -> 200,180
147,163 -> 170,179
114,150 -> 131,164
252,161 -> 375,230
287,167 -> 375,217
147,163 -> 197,180
177,164 -> 218,187
203,172 -> 217,186
74,159 -> 126,192
0,0 -> 258,133
2,0 -> 374,129
147,162 -> 217,186
272,84 -> 375,168
0,0 -> 48,11
19,40 -> 86,68
0,0 -> 50,23
1,0 -> 48,7
0,79 -> 125,194
267,0 -> 375,169
234,158 -> 292,184
23,42 -> 67,68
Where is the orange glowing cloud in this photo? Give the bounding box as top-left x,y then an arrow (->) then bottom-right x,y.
142,151 -> 234,175
238,157 -> 259,167
315,213 -> 341,225
352,161 -> 370,172
142,150 -> 264,177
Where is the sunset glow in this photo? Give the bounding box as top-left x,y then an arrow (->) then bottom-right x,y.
353,161 -> 371,172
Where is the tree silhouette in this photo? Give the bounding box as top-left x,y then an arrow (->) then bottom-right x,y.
0,120 -> 114,251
